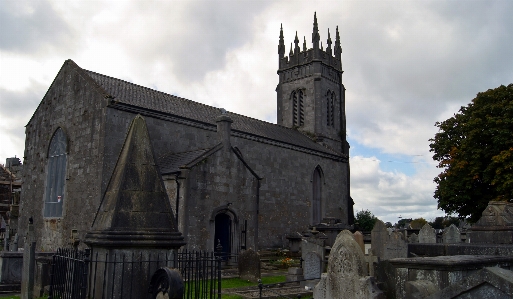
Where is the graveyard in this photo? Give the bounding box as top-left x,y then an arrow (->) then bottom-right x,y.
1,4 -> 513,299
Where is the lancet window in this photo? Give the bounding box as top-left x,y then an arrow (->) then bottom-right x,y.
292,89 -> 304,127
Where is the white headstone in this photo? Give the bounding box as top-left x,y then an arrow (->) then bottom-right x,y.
418,223 -> 436,243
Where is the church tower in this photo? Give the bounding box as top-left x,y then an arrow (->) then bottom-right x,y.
276,13 -> 348,154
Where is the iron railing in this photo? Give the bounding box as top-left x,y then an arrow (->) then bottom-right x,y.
49,248 -> 222,299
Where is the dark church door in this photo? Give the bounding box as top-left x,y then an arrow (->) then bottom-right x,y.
214,213 -> 232,258
312,168 -> 322,225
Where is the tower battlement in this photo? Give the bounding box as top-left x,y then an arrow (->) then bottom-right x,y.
278,13 -> 342,84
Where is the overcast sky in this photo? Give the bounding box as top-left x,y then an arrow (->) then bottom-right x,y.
1,0 -> 513,224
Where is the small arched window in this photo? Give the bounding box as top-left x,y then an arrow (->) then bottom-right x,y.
312,166 -> 323,225
44,128 -> 67,217
292,89 -> 304,127
326,91 -> 335,127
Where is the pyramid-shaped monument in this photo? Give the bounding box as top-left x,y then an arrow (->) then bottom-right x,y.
85,115 -> 185,248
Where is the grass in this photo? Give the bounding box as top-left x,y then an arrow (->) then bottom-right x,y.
0,276 -> 286,299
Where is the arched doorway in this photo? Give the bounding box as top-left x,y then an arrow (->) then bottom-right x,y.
214,213 -> 232,257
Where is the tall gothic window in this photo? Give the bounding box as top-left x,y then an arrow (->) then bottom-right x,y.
312,166 -> 323,225
326,91 -> 335,127
44,128 -> 67,217
292,90 -> 304,127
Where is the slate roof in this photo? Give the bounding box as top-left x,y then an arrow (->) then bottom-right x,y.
159,147 -> 216,174
71,60 -> 342,156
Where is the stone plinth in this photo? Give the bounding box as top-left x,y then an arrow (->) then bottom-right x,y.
468,201 -> 513,244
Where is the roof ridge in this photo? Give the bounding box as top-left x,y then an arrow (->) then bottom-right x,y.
83,68 -> 319,139
84,69 -> 220,110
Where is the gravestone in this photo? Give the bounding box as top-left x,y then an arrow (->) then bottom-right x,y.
408,233 -> 419,243
354,231 -> 365,254
468,201 -> 513,244
383,232 -> 407,260
442,224 -> 461,244
304,252 -> 321,280
313,230 -> 384,299
238,248 -> 260,282
371,220 -> 388,259
418,223 -> 436,243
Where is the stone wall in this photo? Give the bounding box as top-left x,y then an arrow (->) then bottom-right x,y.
19,62 -> 107,250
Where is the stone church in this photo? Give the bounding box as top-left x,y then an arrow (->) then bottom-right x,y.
18,14 -> 352,253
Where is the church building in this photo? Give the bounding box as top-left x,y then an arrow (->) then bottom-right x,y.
18,14 -> 352,253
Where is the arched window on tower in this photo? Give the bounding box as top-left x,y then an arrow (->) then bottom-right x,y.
292,89 -> 304,127
44,128 -> 67,218
312,166 -> 323,225
326,90 -> 335,127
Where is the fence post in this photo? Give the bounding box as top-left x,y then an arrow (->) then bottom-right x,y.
258,279 -> 263,299
217,254 -> 222,299
47,254 -> 56,299
21,219 -> 36,299
82,248 -> 90,298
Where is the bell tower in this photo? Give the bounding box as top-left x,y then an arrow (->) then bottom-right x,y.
276,13 -> 348,154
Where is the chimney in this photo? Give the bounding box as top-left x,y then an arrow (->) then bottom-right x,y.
216,109 -> 233,150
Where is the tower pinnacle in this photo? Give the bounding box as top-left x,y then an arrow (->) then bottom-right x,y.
312,12 -> 320,49
326,28 -> 332,55
278,23 -> 285,59
335,26 -> 342,59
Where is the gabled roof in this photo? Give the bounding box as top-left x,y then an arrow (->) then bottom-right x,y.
159,146 -> 222,174
60,60 -> 345,157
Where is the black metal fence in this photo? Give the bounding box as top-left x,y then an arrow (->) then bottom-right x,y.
49,248 -> 222,299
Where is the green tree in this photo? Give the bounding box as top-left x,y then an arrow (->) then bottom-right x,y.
429,84 -> 513,222
355,209 -> 378,231
429,217 -> 445,229
409,217 -> 427,229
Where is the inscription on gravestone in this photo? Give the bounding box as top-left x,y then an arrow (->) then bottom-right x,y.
304,252 -> 321,280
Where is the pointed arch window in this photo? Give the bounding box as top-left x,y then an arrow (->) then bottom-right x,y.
326,91 -> 335,127
44,128 -> 67,217
312,166 -> 323,225
292,89 -> 304,127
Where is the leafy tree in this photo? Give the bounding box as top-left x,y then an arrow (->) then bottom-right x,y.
355,209 -> 378,231
409,217 -> 427,229
395,218 -> 412,229
430,84 -> 513,222
429,217 -> 445,229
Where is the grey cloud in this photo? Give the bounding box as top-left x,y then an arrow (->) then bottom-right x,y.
0,85 -> 42,122
0,1 -> 73,53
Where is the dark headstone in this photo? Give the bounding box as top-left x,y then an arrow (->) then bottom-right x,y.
371,220 -> 388,259
238,248 -> 260,282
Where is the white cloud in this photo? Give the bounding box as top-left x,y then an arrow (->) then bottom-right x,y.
351,155 -> 444,223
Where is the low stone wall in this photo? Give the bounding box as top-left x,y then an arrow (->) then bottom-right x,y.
388,255 -> 513,299
408,243 -> 513,257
